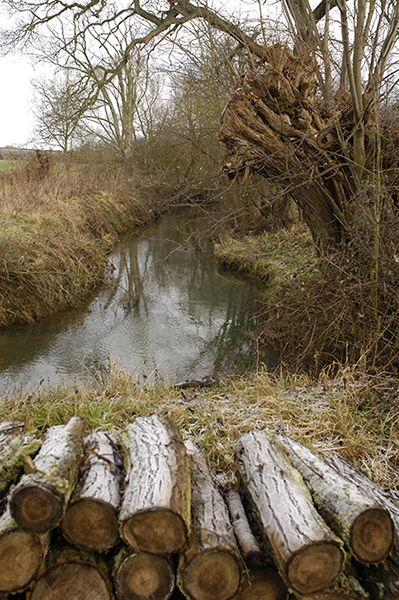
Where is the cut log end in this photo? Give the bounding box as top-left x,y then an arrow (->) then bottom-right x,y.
350,507 -> 394,564
0,530 -> 42,593
182,550 -> 240,600
121,509 -> 187,554
11,485 -> 62,532
30,562 -> 111,600
238,569 -> 288,600
115,552 -> 175,600
287,543 -> 344,595
62,499 -> 119,552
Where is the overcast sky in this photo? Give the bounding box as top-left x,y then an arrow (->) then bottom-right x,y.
0,54 -> 39,148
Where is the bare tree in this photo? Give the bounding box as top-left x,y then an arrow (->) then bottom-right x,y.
31,71 -> 86,154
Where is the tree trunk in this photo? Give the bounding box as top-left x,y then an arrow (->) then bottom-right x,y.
0,421 -> 41,498
114,550 -> 175,600
219,62 -> 356,253
62,431 -> 123,552
0,504 -> 49,595
278,435 -> 394,564
179,440 -> 241,600
233,569 -> 288,600
119,415 -> 190,554
226,488 -> 266,570
10,417 -> 86,533
234,430 -> 345,596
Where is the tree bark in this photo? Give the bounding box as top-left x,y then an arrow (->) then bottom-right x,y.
62,431 -> 123,552
114,550 -> 175,600
179,440 -> 241,600
119,415 -> 190,554
0,503 -> 49,594
10,417 -> 86,533
219,66 -> 355,253
235,430 -> 345,596
278,435 -> 394,564
233,568 -> 288,600
0,421 -> 41,498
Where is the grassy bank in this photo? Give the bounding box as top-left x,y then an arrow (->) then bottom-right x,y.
214,224 -> 316,288
0,163 -> 160,327
1,364 -> 398,490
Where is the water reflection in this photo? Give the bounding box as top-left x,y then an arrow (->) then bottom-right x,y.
0,214 -> 263,392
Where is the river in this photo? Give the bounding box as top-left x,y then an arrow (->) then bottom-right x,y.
0,213 -> 272,393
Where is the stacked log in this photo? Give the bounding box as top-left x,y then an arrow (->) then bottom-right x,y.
226,488 -> 288,600
119,415 -> 190,555
114,550 -> 175,600
10,417 -> 86,533
179,440 -> 241,600
62,431 -> 123,552
0,504 -> 49,595
278,435 -> 394,565
235,430 -> 345,596
1,416 -> 399,600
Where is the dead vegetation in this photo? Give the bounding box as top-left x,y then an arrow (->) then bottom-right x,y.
0,158 -> 161,327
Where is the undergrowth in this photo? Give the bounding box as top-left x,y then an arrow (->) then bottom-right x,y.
0,159 -> 161,327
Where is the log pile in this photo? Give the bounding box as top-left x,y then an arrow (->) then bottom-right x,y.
1,416 -> 399,600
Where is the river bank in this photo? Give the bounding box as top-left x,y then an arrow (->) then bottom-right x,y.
1,363 -> 398,493
0,162 -> 161,328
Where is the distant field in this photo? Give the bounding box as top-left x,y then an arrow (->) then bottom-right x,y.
0,160 -> 24,171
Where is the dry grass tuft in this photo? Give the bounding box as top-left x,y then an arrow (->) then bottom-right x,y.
1,363 -> 398,490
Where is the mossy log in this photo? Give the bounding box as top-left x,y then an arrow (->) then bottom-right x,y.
62,431 -> 123,552
10,417 -> 86,533
278,435 -> 394,565
226,488 -> 266,569
233,569 -> 288,600
119,415 -> 190,555
0,421 -> 41,498
114,550 -> 175,600
235,430 -> 345,596
0,504 -> 49,594
179,440 -> 241,600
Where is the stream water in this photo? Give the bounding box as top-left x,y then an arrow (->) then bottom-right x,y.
0,213 -> 271,393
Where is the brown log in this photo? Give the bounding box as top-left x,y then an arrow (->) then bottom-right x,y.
0,421 -> 41,498
226,488 -> 266,569
233,569 -> 288,600
0,504 -> 49,594
28,561 -> 112,600
278,435 -> 394,564
10,417 -> 86,533
114,551 -> 175,600
235,430 -> 345,596
62,431 -> 122,552
179,440 -> 241,600
119,415 -> 190,554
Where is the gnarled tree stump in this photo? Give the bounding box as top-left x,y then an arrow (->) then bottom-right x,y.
10,417 -> 86,533
179,440 -> 241,600
278,435 -> 394,565
62,431 -> 122,552
235,430 -> 345,596
119,415 -> 190,554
